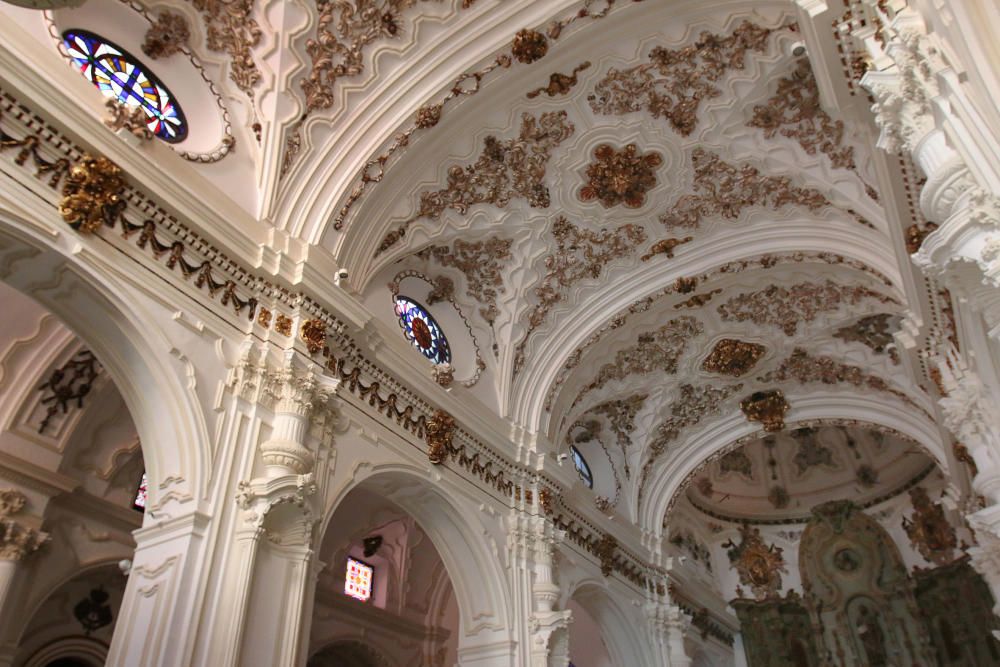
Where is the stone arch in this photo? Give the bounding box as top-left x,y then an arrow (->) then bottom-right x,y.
642,391 -> 946,535
565,580 -> 648,667
0,210 -> 211,512
318,463 -> 512,661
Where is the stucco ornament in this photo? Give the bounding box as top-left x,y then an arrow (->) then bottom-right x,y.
0,490 -> 26,517
142,11 -> 191,59
59,154 -> 126,234
701,339 -> 766,377
740,390 -> 789,432
578,143 -> 663,209
104,100 -> 154,142
425,409 -> 455,464
724,524 -> 786,600
902,487 -> 957,566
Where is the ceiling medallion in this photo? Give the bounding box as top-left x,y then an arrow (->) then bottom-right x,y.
578,143 -> 663,209
740,390 -> 789,432
701,339 -> 767,377
511,28 -> 548,64
725,524 -> 787,600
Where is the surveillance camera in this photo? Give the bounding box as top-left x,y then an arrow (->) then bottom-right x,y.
556,453 -> 569,464
337,269 -> 349,280
678,556 -> 688,564
789,41 -> 807,58
118,559 -> 133,576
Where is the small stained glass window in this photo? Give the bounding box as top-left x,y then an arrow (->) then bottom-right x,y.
394,296 -> 451,364
133,471 -> 148,512
62,30 -> 187,143
570,446 -> 593,489
345,557 -> 374,602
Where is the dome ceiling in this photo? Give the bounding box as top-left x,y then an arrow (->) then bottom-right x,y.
680,425 -> 935,523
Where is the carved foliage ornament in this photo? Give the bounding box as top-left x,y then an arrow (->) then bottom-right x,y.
902,487 -> 957,566
425,409 -> 455,465
37,349 -> 101,433
514,216 -> 646,374
300,319 -> 328,354
191,0 -> 261,97
303,0 -> 433,113
724,524 -> 786,600
661,149 -> 834,231
578,143 -> 663,209
380,112 -> 574,255
417,238 -> 512,326
104,99 -> 153,142
748,58 -> 856,171
595,532 -> 617,577
717,280 -> 895,337
740,389 -> 789,432
701,339 -> 766,377
59,154 -> 126,234
589,21 -> 775,136
142,11 -> 191,59
527,61 -> 591,99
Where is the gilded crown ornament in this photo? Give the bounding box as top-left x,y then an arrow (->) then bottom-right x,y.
300,319 -> 327,355
740,390 -> 789,432
578,143 -> 663,209
59,154 -> 126,234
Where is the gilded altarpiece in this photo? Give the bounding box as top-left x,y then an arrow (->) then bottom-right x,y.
731,595 -> 818,667
914,558 -> 1000,666
798,501 -> 935,666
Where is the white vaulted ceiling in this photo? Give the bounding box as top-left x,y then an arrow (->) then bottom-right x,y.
0,0 -> 945,532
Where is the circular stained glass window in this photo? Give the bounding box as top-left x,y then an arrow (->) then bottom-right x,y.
570,445 -> 593,489
394,296 -> 451,364
62,30 -> 187,143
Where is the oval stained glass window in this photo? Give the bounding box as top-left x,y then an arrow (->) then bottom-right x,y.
394,296 -> 451,364
62,30 -> 187,143
570,445 -> 593,489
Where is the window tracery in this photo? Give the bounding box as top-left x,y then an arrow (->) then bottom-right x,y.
393,296 -> 451,365
344,557 -> 373,602
570,445 -> 593,489
62,30 -> 187,143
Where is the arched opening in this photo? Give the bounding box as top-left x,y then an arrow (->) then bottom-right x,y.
565,583 -> 645,667
310,468 -> 511,665
307,640 -> 388,667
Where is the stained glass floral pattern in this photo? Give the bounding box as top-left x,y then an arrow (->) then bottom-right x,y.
570,445 -> 593,488
344,557 -> 374,602
133,471 -> 148,511
62,30 -> 187,142
394,296 -> 451,364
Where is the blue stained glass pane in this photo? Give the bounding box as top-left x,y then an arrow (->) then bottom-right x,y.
394,296 -> 451,364
62,30 -> 188,143
570,446 -> 593,488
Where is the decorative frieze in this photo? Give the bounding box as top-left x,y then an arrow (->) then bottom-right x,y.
589,21 -> 776,136
717,280 -> 895,336
514,217 -> 646,375
660,149 -> 843,231
379,111 -> 574,255
573,317 -> 702,407
578,143 -> 663,209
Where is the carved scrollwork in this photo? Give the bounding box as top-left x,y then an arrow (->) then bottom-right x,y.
59,154 -> 126,234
